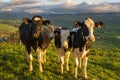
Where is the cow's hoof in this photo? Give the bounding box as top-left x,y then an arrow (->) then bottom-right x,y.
66,68 -> 69,71
29,69 -> 33,72
39,70 -> 43,73
60,72 -> 63,74
39,69 -> 43,73
44,61 -> 46,63
44,59 -> 46,63
59,71 -> 63,74
42,60 -> 46,64
42,61 -> 44,64
83,77 -> 88,80
73,74 -> 77,79
78,65 -> 81,69
29,67 -> 33,72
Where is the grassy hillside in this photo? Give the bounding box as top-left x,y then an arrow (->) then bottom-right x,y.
0,24 -> 18,37
0,13 -> 120,80
0,19 -> 21,38
0,42 -> 120,80
0,19 -> 21,27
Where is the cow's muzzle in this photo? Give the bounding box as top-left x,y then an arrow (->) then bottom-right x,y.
63,41 -> 68,49
88,36 -> 95,42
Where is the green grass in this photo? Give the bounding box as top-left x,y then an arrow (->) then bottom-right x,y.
0,42 -> 120,80
0,19 -> 21,27
0,23 -> 18,37
0,19 -> 21,37
0,24 -> 18,32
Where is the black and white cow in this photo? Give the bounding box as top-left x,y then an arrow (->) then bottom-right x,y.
54,28 -> 71,74
19,15 -> 53,72
70,18 -> 103,79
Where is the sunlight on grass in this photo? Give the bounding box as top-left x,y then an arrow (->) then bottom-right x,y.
0,42 -> 120,80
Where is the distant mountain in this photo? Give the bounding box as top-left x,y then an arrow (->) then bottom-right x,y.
0,12 -> 72,20
0,11 -> 120,20
0,12 -> 34,20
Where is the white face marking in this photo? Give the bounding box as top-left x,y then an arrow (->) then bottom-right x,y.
84,18 -> 95,41
34,17 -> 41,21
61,30 -> 70,48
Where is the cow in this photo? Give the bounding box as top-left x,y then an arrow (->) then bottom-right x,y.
54,27 -> 71,74
19,15 -> 54,73
69,18 -> 103,79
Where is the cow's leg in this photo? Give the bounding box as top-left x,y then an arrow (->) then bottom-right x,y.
83,56 -> 88,79
26,45 -> 33,72
74,53 -> 79,78
37,48 -> 43,73
43,49 -> 47,64
57,49 -> 60,63
57,55 -> 60,63
57,49 -> 64,74
27,53 -> 33,72
78,57 -> 82,68
65,51 -> 70,71
60,56 -> 64,74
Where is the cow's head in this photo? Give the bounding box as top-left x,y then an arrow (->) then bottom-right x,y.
83,18 -> 103,42
74,21 -> 82,27
54,28 -> 70,49
22,18 -> 32,24
42,20 -> 51,26
32,15 -> 43,38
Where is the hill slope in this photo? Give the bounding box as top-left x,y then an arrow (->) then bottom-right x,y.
0,13 -> 120,80
0,42 -> 120,80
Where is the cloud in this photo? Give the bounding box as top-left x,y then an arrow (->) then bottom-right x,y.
0,1 -> 120,14
47,0 -> 62,2
25,8 -> 44,14
0,1 -> 9,7
0,1 -> 12,12
89,2 -> 120,12
62,2 -> 120,13
63,0 -> 79,6
1,8 -> 12,12
11,0 -> 41,5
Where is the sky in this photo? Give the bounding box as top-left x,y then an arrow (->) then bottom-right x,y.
1,0 -> 120,3
0,0 -> 120,14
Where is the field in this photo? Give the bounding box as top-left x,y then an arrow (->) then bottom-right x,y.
0,13 -> 120,80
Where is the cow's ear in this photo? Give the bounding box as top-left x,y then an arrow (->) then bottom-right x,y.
95,22 -> 103,28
